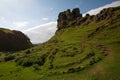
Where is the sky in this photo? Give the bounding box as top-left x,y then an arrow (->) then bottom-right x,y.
0,0 -> 120,44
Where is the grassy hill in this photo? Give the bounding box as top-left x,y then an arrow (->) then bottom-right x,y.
0,6 -> 120,80
0,28 -> 32,51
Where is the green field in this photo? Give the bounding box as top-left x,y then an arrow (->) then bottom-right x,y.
0,7 -> 120,80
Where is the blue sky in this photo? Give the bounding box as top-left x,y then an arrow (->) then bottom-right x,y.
0,0 -> 120,43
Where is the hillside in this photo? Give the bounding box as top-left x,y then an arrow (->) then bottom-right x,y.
0,6 -> 120,80
0,28 -> 32,51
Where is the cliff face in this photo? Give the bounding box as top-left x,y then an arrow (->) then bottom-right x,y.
57,7 -> 115,30
57,8 -> 82,30
0,28 -> 32,51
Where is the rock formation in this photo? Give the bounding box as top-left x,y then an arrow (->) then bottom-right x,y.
0,28 -> 32,51
57,8 -> 82,30
57,7 -> 115,30
95,7 -> 114,22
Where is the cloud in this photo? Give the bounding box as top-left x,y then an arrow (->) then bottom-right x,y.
13,21 -> 29,27
24,22 -> 57,44
0,17 -> 7,23
23,1 -> 120,44
83,0 -> 120,16
42,18 -> 49,21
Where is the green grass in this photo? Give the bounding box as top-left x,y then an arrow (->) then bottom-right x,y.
0,7 -> 120,80
0,28 -> 13,33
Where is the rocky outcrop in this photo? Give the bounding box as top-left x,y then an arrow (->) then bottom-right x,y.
95,7 -> 114,22
57,8 -> 82,30
57,7 -> 116,30
76,14 -> 94,25
0,28 -> 32,51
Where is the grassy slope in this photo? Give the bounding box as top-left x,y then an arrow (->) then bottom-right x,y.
0,28 -> 13,33
0,7 -> 120,80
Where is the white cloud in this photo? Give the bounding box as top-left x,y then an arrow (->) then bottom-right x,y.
42,18 -> 49,21
24,22 -> 57,44
0,17 -> 7,23
23,1 -> 120,44
83,0 -> 120,16
13,21 -> 29,27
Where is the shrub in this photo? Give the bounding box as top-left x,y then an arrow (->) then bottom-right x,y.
20,58 -> 33,67
25,50 -> 31,54
86,51 -> 95,59
36,54 -> 47,66
16,68 -> 21,72
67,68 -> 75,73
15,54 -> 48,67
89,57 -> 102,65
15,57 -> 33,67
33,64 -> 40,71
67,66 -> 84,73
73,47 -> 77,50
52,48 -> 58,55
4,55 -> 15,61
48,64 -> 53,69
89,58 -> 96,65
49,55 -> 54,60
